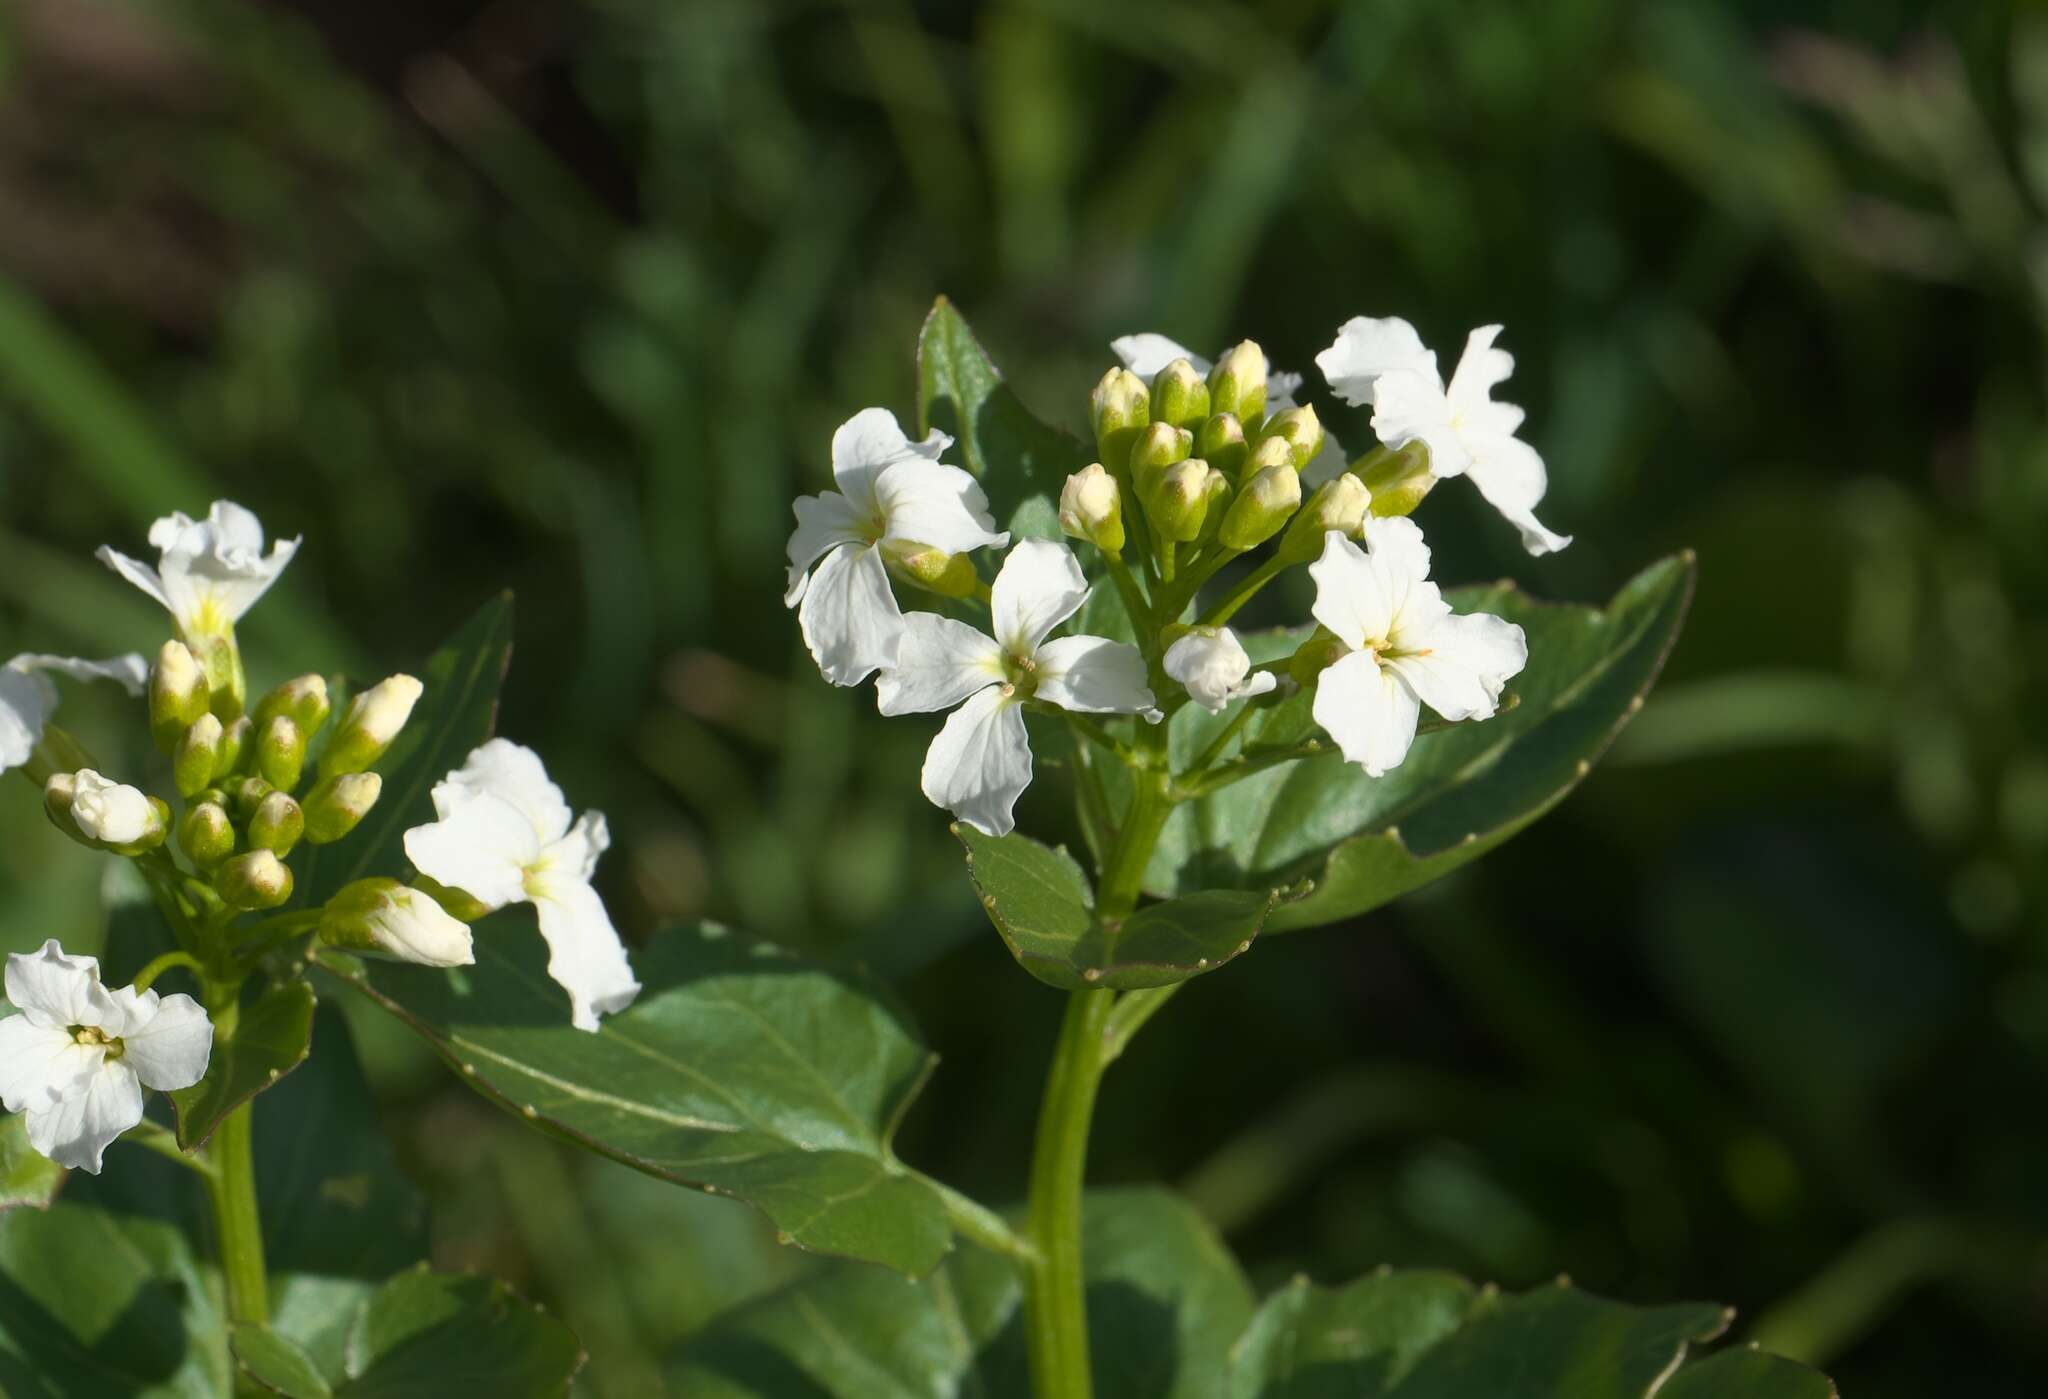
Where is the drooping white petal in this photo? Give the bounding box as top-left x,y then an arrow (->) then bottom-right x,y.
106,988 -> 213,1092
796,541 -> 903,687
876,614 -> 1004,717
529,879 -> 642,1032
1315,316 -> 1440,407
404,792 -> 542,910
1458,430 -> 1573,556
1444,325 -> 1515,418
0,668 -> 56,774
991,539 -> 1089,656
0,1014 -> 93,1114
542,810 -> 611,886
919,685 -> 1033,837
872,459 -> 1008,556
1383,611 -> 1529,722
11,653 -> 149,695
4,940 -> 118,1031
1359,516 -> 1433,582
26,1058 -> 142,1174
1368,369 -> 1470,477
830,407 -> 951,515
1163,627 -> 1276,712
94,546 -> 174,612
1312,650 -> 1422,778
784,491 -> 868,607
432,738 -> 573,844
1034,636 -> 1155,714
1308,533 -> 1398,653
1111,333 -> 1210,380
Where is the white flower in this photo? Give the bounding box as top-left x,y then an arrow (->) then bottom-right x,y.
97,499 -> 301,637
878,539 -> 1154,836
324,879 -> 475,968
1307,519 -> 1529,777
1315,317 -> 1570,556
0,941 -> 211,1173
785,408 -> 1010,686
1111,332 -> 1347,483
0,653 -> 148,775
67,769 -> 157,845
1164,627 -> 1278,713
403,739 -> 640,1031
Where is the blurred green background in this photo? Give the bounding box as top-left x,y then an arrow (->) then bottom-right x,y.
1,0 -> 2045,1393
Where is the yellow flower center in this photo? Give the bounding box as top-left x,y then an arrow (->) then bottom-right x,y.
69,1025 -> 124,1059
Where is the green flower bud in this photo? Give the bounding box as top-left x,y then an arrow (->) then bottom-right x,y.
1258,405 -> 1324,473
1128,421 -> 1193,476
249,790 -> 306,857
173,714 -> 225,799
322,675 -> 423,777
41,773 -> 90,847
1219,464 -> 1302,551
1353,441 -> 1436,518
1149,358 -> 1211,432
412,873 -> 492,924
1240,432 -> 1294,484
1207,341 -> 1268,424
1058,465 -> 1125,555
216,714 -> 253,779
257,714 -> 307,793
1090,367 -> 1151,470
1287,627 -> 1350,688
216,849 -> 293,910
1195,468 -> 1235,547
179,801 -> 236,869
303,771 -> 382,845
149,641 -> 210,755
183,632 -> 245,722
1145,460 -> 1216,543
320,878 -> 475,968
883,540 -> 981,599
1277,474 -> 1371,565
1196,413 -> 1249,483
225,774 -> 275,821
254,674 -> 332,739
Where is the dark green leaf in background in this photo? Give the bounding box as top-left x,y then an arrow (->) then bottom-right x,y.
234,1324 -> 332,1399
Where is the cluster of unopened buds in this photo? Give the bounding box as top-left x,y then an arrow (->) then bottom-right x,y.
0,502 -> 636,1173
786,315 -> 1562,834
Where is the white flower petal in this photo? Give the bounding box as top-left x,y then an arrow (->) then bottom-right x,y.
784,491 -> 868,607
0,668 -> 56,774
920,685 -> 1032,837
1034,635 -> 1154,714
1444,325 -> 1515,417
991,539 -> 1089,656
1360,516 -> 1433,582
70,769 -> 156,846
0,1014 -> 94,1114
107,989 -> 213,1092
1111,333 -> 1210,380
94,546 -> 174,613
1312,650 -> 1421,778
1315,316 -> 1439,407
1164,627 -> 1261,712
113,500 -> 299,631
1368,369 -> 1469,477
1308,532 -> 1399,653
27,1059 -> 142,1174
830,407 -> 950,514
1383,611 -> 1529,722
876,614 -> 1004,716
1460,431 -> 1572,556
543,810 -> 611,886
404,792 -> 540,910
433,738 -> 573,843
4,940 -> 117,1031
530,880 -> 641,1032
796,541 -> 903,687
873,459 -> 1008,556
11,653 -> 150,696
1297,425 -> 1349,487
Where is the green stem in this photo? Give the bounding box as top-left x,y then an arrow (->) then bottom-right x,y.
1097,773 -> 1171,918
1101,985 -> 1181,1065
122,1120 -> 217,1179
1102,553 -> 1155,658
1023,988 -> 1116,1399
130,950 -> 205,993
1198,554 -> 1289,628
204,1102 -> 268,1326
1186,699 -> 1260,775
917,1171 -> 1040,1265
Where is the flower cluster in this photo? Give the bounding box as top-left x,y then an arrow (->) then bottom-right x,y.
785,315 -> 1548,831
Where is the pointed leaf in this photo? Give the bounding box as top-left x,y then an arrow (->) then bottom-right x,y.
955,825 -> 1297,989
1659,1347 -> 1839,1397
169,979 -> 316,1150
916,297 -> 1090,540
318,921 -> 954,1275
0,1112 -> 63,1213
235,1325 -> 333,1398
335,1267 -> 582,1397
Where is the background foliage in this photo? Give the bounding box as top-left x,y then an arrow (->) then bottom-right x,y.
0,0 -> 2042,1393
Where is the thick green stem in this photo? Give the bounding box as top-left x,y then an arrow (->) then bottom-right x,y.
1199,554 -> 1289,628
205,1102 -> 268,1327
1023,988 -> 1116,1399
1097,774 -> 1171,918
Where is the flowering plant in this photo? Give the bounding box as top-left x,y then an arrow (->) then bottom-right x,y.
0,300 -> 1837,1399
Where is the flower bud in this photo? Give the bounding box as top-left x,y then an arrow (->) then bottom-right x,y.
1288,627 -> 1350,688
216,849 -> 293,910
41,773 -> 90,847
1277,474 -> 1371,565
1058,465 -> 1125,555
883,541 -> 981,599
1207,341 -> 1268,424
412,873 -> 493,923
1149,358 -> 1210,432
179,801 -> 236,869
68,769 -> 165,851
216,714 -> 253,779
254,674 -> 332,739
149,641 -> 210,754
1219,463 -> 1302,550
225,774 -> 275,821
1090,367 -> 1151,470
1195,467 -> 1234,546
1354,441 -> 1436,518
322,675 -> 423,776
1145,460 -> 1215,544
257,714 -> 307,793
1128,421 -> 1192,476
1241,432 -> 1294,483
320,878 -> 475,968
303,771 -> 381,845
173,714 -> 225,799
1196,413 -> 1249,484
1258,405 -> 1324,472
249,790 -> 306,857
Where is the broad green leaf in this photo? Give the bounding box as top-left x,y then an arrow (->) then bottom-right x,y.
0,1112 -> 62,1213
334,1266 -> 582,1396
1229,1270 -> 1476,1398
318,921 -> 955,1276
671,1187 -> 1251,1399
1154,554 -> 1695,932
916,297 -> 1090,540
1659,1347 -> 1839,1396
297,592 -> 514,907
169,978 -> 316,1149
235,1324 -> 333,1398
956,825 -> 1300,989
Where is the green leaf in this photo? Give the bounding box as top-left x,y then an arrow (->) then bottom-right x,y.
235,1324 -> 333,1398
333,1266 -> 582,1397
297,592 -> 514,907
1659,1347 -> 1840,1397
0,1112 -> 63,1214
955,825 -> 1299,990
1228,1270 -> 1476,1397
318,921 -> 955,1276
169,978 -> 316,1150
1155,553 -> 1695,932
916,297 -> 1090,541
